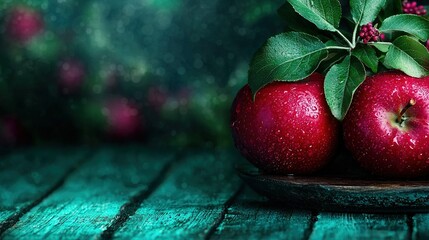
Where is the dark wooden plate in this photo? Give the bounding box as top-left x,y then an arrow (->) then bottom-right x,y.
237,163 -> 429,213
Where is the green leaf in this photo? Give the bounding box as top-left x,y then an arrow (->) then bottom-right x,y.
379,14 -> 429,41
286,0 -> 341,32
278,2 -> 320,35
324,55 -> 366,120
350,0 -> 386,25
371,42 -> 391,52
380,0 -> 402,19
352,45 -> 378,72
325,40 -> 344,47
383,36 -> 429,77
318,53 -> 346,75
248,32 -> 328,95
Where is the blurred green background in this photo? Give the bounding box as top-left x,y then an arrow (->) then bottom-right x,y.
0,0 -> 284,148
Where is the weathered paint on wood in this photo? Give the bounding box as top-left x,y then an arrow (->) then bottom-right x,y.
212,187 -> 312,240
2,147 -> 174,239
309,213 -> 409,240
114,150 -> 242,239
0,147 -> 423,239
411,214 -> 428,239
0,147 -> 86,223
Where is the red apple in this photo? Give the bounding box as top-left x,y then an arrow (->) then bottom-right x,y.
231,73 -> 339,174
58,59 -> 85,94
104,98 -> 142,139
5,6 -> 44,43
343,71 -> 429,178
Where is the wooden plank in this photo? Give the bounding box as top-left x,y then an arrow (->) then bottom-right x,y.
212,187 -> 313,240
412,214 -> 428,239
1,147 -> 174,239
0,147 -> 87,224
114,150 -> 243,239
309,212 -> 409,240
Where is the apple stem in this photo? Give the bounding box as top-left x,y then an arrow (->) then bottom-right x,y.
397,99 -> 416,124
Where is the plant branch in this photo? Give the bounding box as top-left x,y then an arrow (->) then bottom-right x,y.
352,23 -> 360,47
397,99 -> 416,124
368,42 -> 392,46
326,46 -> 351,51
335,29 -> 354,48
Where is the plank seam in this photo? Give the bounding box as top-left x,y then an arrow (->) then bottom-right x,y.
407,213 -> 415,240
0,150 -> 95,236
204,182 -> 246,240
304,211 -> 319,240
100,151 -> 185,240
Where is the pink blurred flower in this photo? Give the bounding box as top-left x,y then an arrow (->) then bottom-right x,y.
58,59 -> 85,94
5,6 -> 44,43
104,98 -> 142,138
0,116 -> 26,145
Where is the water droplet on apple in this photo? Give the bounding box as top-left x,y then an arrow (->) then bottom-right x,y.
393,136 -> 399,145
235,102 -> 241,114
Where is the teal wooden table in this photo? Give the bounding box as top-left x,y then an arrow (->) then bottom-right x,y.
0,146 -> 428,239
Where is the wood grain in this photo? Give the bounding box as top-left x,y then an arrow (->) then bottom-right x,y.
412,214 -> 429,239
238,165 -> 429,212
1,147 -> 422,239
1,147 -> 174,239
0,147 -> 86,224
212,187 -> 313,240
114,150 -> 242,239
309,213 -> 409,240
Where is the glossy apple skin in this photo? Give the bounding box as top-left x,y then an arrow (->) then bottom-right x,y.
231,73 -> 339,174
343,71 -> 429,178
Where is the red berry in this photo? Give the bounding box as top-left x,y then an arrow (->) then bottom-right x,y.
359,22 -> 383,44
402,1 -> 427,15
